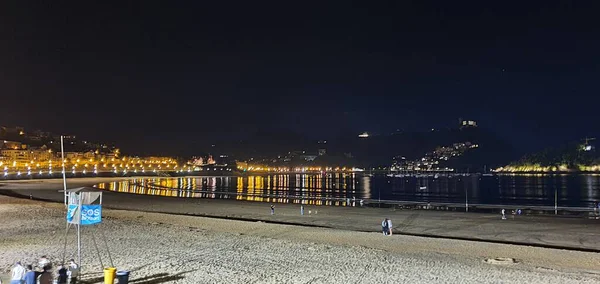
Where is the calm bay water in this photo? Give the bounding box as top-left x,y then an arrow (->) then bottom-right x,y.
95,174 -> 600,208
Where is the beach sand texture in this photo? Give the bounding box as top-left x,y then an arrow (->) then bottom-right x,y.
2,194 -> 600,284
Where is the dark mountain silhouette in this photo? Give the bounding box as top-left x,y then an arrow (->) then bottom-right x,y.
213,127 -> 516,171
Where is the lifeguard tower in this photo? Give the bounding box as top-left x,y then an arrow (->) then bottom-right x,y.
63,187 -> 118,281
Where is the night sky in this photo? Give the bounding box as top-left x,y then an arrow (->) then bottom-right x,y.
1,2 -> 599,156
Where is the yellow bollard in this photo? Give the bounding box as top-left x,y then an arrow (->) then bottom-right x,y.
104,267 -> 117,284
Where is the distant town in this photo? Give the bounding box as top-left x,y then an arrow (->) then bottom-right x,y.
0,125 -> 358,178
0,125 -> 230,177
4,120 -> 598,178
0,120 -> 505,178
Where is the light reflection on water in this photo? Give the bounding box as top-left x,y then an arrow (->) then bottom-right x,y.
95,174 -> 600,207
95,174 -> 360,206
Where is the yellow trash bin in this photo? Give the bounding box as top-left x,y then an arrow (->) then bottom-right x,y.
104,267 -> 117,284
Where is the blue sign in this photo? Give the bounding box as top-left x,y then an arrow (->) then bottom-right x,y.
81,205 -> 102,225
67,204 -> 78,223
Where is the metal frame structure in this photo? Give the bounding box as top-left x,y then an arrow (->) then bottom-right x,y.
63,187 -> 113,275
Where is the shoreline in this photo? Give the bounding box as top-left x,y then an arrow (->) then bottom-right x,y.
2,178 -> 600,253
3,174 -> 600,214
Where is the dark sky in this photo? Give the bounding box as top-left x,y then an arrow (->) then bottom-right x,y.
1,1 -> 599,156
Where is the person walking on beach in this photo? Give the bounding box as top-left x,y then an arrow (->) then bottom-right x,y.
23,265 -> 35,284
386,218 -> 393,236
10,261 -> 26,284
501,209 -> 506,220
300,205 -> 304,215
381,218 -> 389,235
270,205 -> 275,215
67,259 -> 79,284
381,218 -> 392,236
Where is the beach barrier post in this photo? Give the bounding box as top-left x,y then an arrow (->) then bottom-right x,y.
554,186 -> 558,215
104,267 -> 116,284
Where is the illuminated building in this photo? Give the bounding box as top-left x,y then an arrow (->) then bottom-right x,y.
460,120 -> 478,128
0,149 -> 55,163
207,155 -> 216,165
300,154 -> 317,161
0,149 -> 30,162
581,137 -> 595,152
192,157 -> 204,166
1,140 -> 25,150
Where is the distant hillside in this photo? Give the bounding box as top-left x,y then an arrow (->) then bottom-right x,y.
0,126 -> 116,153
214,127 -> 516,170
337,127 -> 516,170
498,142 -> 600,172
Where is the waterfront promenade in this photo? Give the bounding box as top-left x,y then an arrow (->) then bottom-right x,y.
2,177 -> 600,252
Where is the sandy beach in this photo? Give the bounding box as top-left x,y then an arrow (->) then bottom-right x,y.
2,196 -> 600,284
1,180 -> 600,283
3,178 -> 600,252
